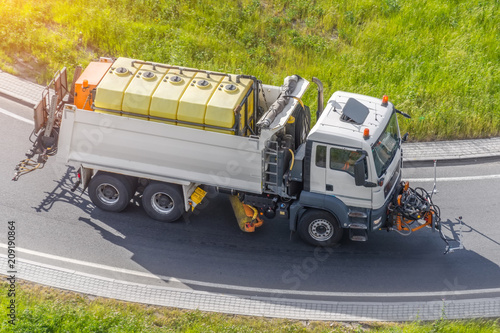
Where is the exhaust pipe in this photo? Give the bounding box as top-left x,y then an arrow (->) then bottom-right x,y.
312,77 -> 324,119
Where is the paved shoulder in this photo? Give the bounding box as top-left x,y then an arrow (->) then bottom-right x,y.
403,137 -> 500,165
0,70 -> 46,107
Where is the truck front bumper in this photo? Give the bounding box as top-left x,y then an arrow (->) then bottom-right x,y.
371,173 -> 402,230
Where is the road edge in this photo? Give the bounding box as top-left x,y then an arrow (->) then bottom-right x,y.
2,255 -> 499,322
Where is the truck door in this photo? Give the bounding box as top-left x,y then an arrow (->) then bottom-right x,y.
324,145 -> 372,208
309,142 -> 327,194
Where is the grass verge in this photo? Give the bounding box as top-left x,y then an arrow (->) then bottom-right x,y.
0,280 -> 499,332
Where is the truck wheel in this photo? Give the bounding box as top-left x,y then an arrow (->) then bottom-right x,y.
88,172 -> 134,212
142,182 -> 183,222
298,210 -> 343,246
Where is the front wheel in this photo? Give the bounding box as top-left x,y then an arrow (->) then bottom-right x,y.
297,209 -> 343,246
142,182 -> 184,222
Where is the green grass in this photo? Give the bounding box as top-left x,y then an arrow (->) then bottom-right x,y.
0,0 -> 499,140
1,281 -> 499,332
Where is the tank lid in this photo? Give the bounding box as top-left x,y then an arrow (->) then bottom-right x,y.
224,84 -> 238,93
169,75 -> 183,84
196,79 -> 210,88
115,67 -> 129,76
142,71 -> 156,80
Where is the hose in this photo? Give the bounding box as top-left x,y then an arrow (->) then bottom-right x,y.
284,95 -> 305,109
393,221 -> 412,236
390,185 -> 443,237
393,186 -> 440,223
391,183 -> 463,254
244,204 -> 259,221
288,149 -> 295,171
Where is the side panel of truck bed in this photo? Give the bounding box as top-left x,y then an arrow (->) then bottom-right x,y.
58,107 -> 264,193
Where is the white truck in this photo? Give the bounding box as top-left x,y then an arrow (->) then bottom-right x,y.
16,57 -> 444,247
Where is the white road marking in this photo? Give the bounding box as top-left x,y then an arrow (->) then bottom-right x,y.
1,245 -> 500,297
0,107 -> 34,125
406,174 -> 500,182
0,244 -> 185,285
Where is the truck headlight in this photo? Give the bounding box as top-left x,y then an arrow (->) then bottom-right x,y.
373,217 -> 382,226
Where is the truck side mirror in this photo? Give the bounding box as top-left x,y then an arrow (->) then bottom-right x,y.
354,152 -> 366,186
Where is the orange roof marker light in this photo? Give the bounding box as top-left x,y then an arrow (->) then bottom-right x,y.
363,128 -> 370,139
381,95 -> 389,106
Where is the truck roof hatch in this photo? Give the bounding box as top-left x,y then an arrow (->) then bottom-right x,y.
340,98 -> 369,125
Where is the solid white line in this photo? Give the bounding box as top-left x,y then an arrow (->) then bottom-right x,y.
2,245 -> 500,297
0,243 -> 181,284
406,174 -> 500,182
0,107 -> 34,125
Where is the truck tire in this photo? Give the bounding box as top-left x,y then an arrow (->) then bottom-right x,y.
298,209 -> 343,246
88,172 -> 134,212
142,182 -> 183,222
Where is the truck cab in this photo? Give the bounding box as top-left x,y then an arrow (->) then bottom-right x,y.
290,91 -> 402,245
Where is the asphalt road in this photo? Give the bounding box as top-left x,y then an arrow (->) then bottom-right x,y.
1,96 -> 499,303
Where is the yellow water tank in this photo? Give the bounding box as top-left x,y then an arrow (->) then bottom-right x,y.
177,72 -> 224,129
149,69 -> 196,124
94,57 -> 142,115
205,76 -> 253,134
122,64 -> 168,120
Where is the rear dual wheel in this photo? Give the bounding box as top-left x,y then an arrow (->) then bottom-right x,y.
89,172 -> 183,222
88,172 -> 136,212
141,182 -> 184,223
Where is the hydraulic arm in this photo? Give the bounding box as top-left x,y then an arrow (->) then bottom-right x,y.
388,181 -> 463,254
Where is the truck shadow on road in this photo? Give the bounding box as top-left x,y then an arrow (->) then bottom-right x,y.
442,217 -> 500,248
32,166 -> 94,214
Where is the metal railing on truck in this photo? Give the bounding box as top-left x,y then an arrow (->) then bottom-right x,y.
91,60 -> 261,137
13,68 -> 69,180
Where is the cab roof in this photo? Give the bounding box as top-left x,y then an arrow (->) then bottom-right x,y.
308,91 -> 394,148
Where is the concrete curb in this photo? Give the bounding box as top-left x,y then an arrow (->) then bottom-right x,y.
2,255 -> 500,322
0,71 -> 46,108
403,155 -> 500,168
402,137 -> 500,166
0,89 -> 36,108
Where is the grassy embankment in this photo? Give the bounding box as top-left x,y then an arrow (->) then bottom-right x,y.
0,0 -> 500,140
0,0 -> 499,140
0,281 -> 499,332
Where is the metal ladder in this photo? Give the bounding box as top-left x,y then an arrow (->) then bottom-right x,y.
263,141 -> 279,194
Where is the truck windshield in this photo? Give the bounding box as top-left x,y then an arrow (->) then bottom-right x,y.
372,112 -> 399,177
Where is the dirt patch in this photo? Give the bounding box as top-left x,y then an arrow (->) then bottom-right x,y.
11,54 -> 48,84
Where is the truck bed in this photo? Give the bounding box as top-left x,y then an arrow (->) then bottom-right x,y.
57,78 -> 309,194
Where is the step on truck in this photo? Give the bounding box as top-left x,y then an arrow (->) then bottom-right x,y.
15,57 -> 448,248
